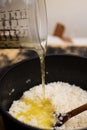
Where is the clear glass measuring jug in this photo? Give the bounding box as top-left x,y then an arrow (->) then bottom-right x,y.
0,0 -> 47,52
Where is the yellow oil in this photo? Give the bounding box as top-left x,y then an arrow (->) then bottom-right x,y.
13,40 -> 53,129
34,40 -> 47,98
39,51 -> 46,98
16,98 -> 55,129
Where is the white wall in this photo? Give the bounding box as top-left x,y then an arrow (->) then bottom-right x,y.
46,0 -> 87,38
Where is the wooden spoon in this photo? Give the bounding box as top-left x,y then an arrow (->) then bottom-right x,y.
54,103 -> 87,127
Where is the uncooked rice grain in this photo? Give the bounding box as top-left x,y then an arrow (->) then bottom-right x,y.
9,82 -> 87,130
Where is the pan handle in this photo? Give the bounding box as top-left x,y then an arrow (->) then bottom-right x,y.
0,108 -> 5,130
0,115 -> 5,130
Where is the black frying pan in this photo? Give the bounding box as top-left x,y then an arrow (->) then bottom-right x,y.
0,55 -> 87,130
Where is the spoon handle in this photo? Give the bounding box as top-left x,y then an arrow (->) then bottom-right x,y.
67,103 -> 87,118
54,103 -> 87,127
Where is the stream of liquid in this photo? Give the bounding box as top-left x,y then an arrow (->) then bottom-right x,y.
36,40 -> 47,98
39,51 -> 46,97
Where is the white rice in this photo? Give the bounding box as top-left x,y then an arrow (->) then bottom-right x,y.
9,82 -> 87,130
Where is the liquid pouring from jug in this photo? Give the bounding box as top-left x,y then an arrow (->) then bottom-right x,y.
0,0 -> 48,55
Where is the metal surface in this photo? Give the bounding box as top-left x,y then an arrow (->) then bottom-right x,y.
0,55 -> 87,130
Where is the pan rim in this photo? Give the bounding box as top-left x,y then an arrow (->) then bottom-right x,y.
0,54 -> 87,130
